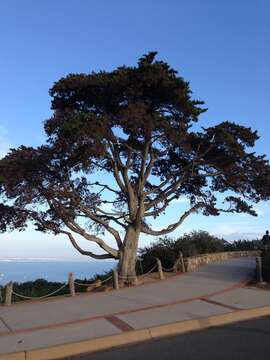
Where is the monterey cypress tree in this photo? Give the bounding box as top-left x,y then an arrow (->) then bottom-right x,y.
1,52 -> 270,284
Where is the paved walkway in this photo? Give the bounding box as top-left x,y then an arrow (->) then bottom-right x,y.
0,257 -> 270,357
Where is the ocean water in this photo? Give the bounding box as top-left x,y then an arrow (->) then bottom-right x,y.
0,259 -> 116,285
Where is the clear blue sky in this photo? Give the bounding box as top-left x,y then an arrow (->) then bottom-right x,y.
0,0 -> 269,258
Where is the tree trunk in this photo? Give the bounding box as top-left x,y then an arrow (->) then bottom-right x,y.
118,225 -> 140,285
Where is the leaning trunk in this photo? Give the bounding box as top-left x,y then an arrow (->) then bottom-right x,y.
118,225 -> 140,285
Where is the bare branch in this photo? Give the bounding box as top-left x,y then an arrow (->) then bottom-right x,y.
79,205 -> 123,249
145,177 -> 184,211
61,230 -> 115,259
138,141 -> 150,195
89,181 -> 121,195
144,177 -> 172,196
107,144 -> 127,194
95,207 -> 126,217
144,195 -> 179,217
65,219 -> 119,257
141,203 -> 204,236
144,150 -> 156,182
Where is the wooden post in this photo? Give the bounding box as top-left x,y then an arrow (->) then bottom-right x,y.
156,258 -> 164,280
94,279 -> 102,288
256,256 -> 263,283
5,281 -> 13,306
173,251 -> 185,273
68,272 -> 76,297
180,251 -> 185,273
113,268 -> 119,290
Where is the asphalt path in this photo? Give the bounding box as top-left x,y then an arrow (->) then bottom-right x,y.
69,316 -> 270,360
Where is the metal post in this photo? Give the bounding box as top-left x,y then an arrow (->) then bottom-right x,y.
156,258 -> 164,280
68,272 -> 76,297
256,256 -> 263,283
5,281 -> 13,306
113,268 -> 119,290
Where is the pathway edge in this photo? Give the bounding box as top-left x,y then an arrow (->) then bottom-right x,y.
2,304 -> 270,360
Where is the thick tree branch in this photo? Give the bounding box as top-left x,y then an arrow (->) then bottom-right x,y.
79,205 -> 123,249
138,141 -> 150,195
61,230 -> 115,259
144,176 -> 184,211
144,195 -> 179,217
106,143 -> 127,194
144,150 -> 156,182
141,203 -> 204,236
65,219 -> 119,257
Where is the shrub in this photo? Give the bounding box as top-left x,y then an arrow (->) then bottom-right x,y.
138,230 -> 261,273
223,239 -> 261,251
138,231 -> 227,272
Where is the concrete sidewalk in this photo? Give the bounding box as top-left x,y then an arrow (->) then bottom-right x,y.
1,257 -> 270,359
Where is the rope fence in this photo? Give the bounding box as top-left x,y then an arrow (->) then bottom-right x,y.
141,264 -> 157,278
12,283 -> 68,300
1,272 -> 114,306
1,256 -> 187,306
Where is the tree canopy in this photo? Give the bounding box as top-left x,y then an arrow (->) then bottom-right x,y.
0,52 -> 269,279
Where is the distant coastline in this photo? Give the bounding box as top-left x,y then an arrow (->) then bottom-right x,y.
0,257 -> 115,262
0,258 -> 116,284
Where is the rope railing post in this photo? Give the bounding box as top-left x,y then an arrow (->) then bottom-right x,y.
173,251 -> 185,273
95,279 -> 102,288
256,256 -> 263,283
173,260 -> 178,273
156,258 -> 164,280
5,281 -> 13,306
180,251 -> 185,273
68,272 -> 76,297
113,268 -> 119,290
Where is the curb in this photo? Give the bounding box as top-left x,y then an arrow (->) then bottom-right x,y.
2,304 -> 270,360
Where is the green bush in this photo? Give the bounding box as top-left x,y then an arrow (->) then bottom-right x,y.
138,230 -> 260,273
223,239 -> 261,252
138,231 -> 227,272
176,231 -> 226,256
137,236 -> 178,272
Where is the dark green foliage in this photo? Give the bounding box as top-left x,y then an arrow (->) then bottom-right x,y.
223,239 -> 261,251
176,231 -> 227,256
138,231 -> 227,271
138,231 -> 261,271
0,279 -> 68,304
137,236 -> 178,272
